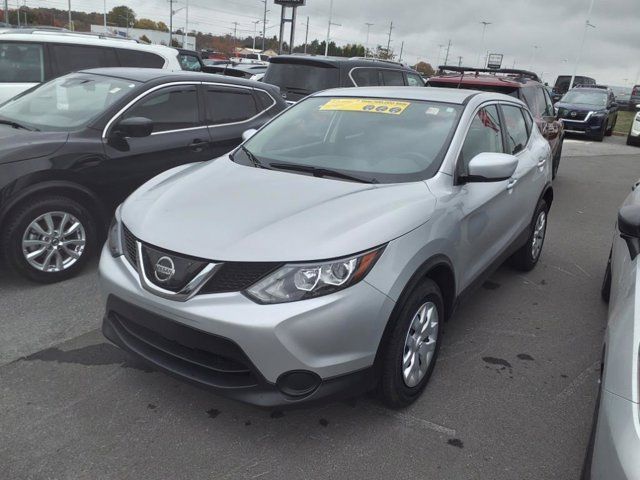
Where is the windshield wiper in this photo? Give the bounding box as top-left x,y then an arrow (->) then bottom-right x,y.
269,162 -> 377,184
238,145 -> 269,169
0,119 -> 36,131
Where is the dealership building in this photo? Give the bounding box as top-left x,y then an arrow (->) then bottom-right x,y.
90,25 -> 196,50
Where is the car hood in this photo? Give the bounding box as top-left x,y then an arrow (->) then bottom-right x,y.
122,156 -> 436,261
555,102 -> 602,113
0,126 -> 69,165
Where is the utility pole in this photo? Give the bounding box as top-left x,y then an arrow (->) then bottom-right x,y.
458,55 -> 463,67
443,39 -> 451,65
169,0 -> 173,45
3,0 -> 8,27
233,21 -> 239,53
364,22 -> 373,57
252,20 -> 260,51
261,0 -> 268,51
399,41 -> 404,62
17,2 -> 20,27
569,0 -> 596,91
476,21 -> 491,67
184,0 -> 189,49
67,0 -> 72,30
386,21 -> 393,55
103,0 -> 106,29
324,0 -> 333,56
304,16 -> 309,53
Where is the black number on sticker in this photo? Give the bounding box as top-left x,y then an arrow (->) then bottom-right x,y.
389,107 -> 401,113
362,104 -> 375,111
375,106 -> 388,112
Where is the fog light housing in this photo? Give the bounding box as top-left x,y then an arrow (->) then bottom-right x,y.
276,370 -> 321,397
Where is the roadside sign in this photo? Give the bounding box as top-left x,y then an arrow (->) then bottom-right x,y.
274,0 -> 306,5
487,53 -> 503,70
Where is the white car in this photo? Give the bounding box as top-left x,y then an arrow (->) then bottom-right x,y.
627,105 -> 640,147
0,30 -> 186,104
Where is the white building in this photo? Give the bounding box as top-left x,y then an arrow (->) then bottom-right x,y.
90,25 -> 196,50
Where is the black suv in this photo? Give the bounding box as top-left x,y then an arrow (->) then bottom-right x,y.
0,68 -> 287,283
262,55 -> 424,103
554,85 -> 618,141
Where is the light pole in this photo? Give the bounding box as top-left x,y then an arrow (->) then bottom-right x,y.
569,0 -> 596,90
3,0 -> 8,27
261,0 -> 269,51
364,22 -> 373,58
476,21 -> 491,67
252,20 -> 260,50
324,0 -> 341,56
103,0 -> 106,29
67,0 -> 72,30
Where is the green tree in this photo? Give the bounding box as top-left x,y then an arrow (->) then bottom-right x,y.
107,6 -> 135,28
156,21 -> 169,32
134,18 -> 157,30
414,61 -> 435,77
138,34 -> 151,44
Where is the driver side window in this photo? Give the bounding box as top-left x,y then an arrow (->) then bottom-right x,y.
121,85 -> 199,133
458,105 -> 503,176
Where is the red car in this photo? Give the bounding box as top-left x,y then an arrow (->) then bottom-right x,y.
428,66 -> 564,178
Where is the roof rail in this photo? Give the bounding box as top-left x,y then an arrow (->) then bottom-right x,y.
3,28 -> 139,42
436,65 -> 541,83
575,84 -> 608,90
349,56 -> 406,67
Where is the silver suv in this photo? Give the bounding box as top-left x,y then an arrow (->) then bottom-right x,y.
99,87 -> 553,407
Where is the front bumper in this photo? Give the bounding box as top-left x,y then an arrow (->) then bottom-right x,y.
561,116 -> 606,136
589,389 -> 640,479
98,245 -> 395,406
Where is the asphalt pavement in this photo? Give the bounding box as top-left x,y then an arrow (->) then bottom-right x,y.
2,135 -> 640,480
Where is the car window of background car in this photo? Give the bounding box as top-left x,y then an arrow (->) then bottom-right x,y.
541,88 -> 555,117
351,68 -> 381,86
382,70 -> 405,86
459,105 -> 503,174
122,86 -> 199,133
406,73 -> 424,86
243,96 -> 462,182
0,42 -> 44,83
178,53 -> 202,71
0,73 -> 139,130
561,90 -> 607,107
263,63 -> 340,94
501,105 -> 530,154
50,44 -> 118,76
115,49 -> 165,68
206,88 -> 258,125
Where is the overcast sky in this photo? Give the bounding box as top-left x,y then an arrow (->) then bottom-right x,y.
29,0 -> 640,86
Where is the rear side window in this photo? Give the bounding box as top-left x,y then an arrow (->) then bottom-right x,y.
116,49 -> 165,68
406,73 -> 423,86
254,90 -> 275,110
382,70 -> 405,86
351,68 -> 380,86
122,85 -> 200,133
178,53 -> 202,72
459,105 -> 503,174
206,87 -> 258,125
501,105 -> 529,154
0,42 -> 44,83
50,44 -> 118,76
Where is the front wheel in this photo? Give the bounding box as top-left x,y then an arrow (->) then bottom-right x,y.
1,196 -> 97,283
379,279 -> 443,408
509,199 -> 548,272
592,121 -> 607,142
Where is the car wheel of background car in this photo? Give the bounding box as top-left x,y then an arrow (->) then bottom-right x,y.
1,196 -> 97,283
552,140 -> 563,180
592,121 -> 607,142
627,133 -> 640,147
601,250 -> 612,303
379,279 -> 443,408
509,199 -> 548,272
605,117 -> 615,136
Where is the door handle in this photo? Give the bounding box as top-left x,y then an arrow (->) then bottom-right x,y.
537,157 -> 547,168
507,178 -> 518,190
190,139 -> 209,151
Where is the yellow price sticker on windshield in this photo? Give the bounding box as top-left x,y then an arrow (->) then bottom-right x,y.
319,98 -> 410,115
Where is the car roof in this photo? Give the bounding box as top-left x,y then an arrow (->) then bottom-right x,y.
313,86 -> 481,104
429,75 -> 523,88
0,31 -> 179,57
77,67 -> 275,90
270,54 -> 415,71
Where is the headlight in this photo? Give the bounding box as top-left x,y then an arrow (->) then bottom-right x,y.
107,206 -> 123,257
245,247 -> 384,304
591,111 -> 606,118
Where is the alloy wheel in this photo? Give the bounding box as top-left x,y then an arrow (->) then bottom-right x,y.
402,301 -> 439,388
531,210 -> 547,261
21,211 -> 86,272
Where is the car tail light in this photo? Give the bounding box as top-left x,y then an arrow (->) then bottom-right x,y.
633,87 -> 639,96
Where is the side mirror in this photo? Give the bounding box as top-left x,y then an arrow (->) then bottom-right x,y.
619,204 -> 640,259
242,128 -> 258,141
114,117 -> 154,138
464,152 -> 518,182
611,102 -> 618,109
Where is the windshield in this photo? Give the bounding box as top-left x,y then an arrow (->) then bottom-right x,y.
0,73 -> 139,131
263,62 -> 340,100
560,90 -> 607,107
238,96 -> 463,183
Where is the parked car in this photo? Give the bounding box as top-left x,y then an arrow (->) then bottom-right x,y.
100,87 -> 553,408
611,86 -> 632,111
586,182 -> 640,479
627,105 -> 640,146
555,86 -> 619,141
630,84 -> 640,110
0,68 -> 287,283
428,66 -> 564,178
262,55 -> 424,103
0,29 -> 197,104
551,75 -> 596,103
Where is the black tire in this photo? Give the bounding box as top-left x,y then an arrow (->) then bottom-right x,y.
605,116 -> 615,136
601,250 -> 612,303
509,199 -> 549,272
379,279 -> 444,408
590,120 -> 607,142
1,195 -> 97,283
552,139 -> 563,180
628,134 -> 640,147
